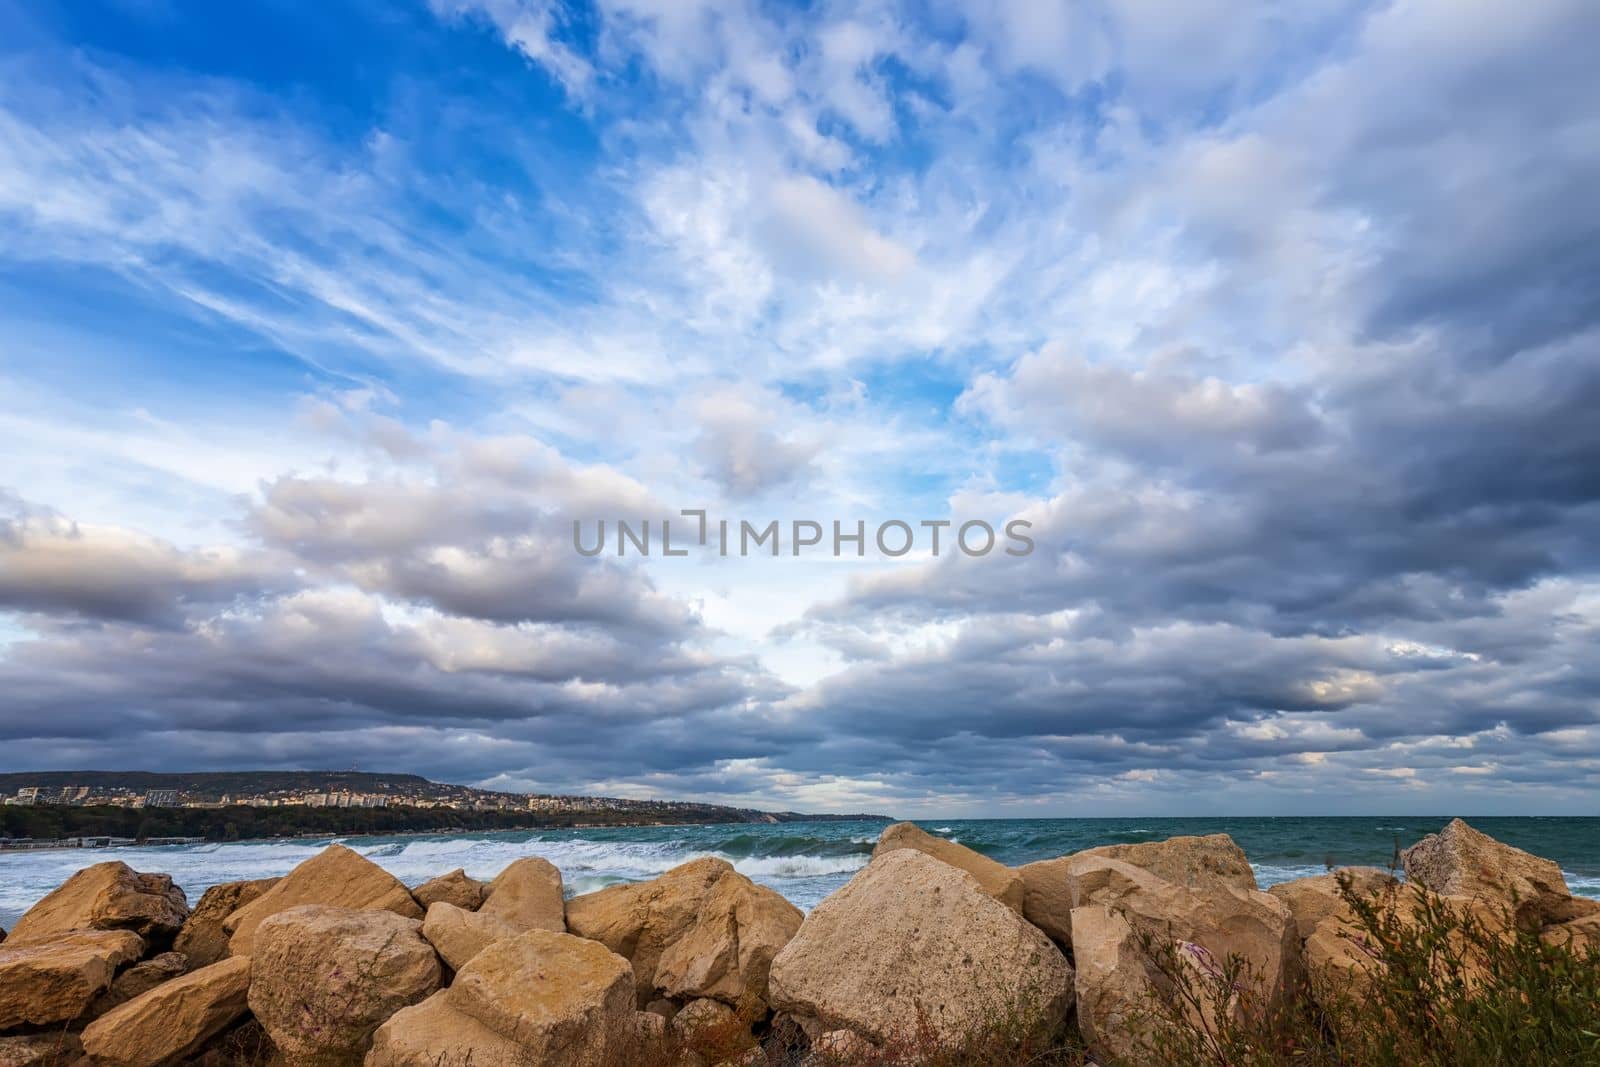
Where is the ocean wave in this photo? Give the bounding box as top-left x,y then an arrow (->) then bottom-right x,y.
732,854 -> 868,879
1563,871 -> 1600,898
387,837 -> 489,859
1252,863 -> 1339,888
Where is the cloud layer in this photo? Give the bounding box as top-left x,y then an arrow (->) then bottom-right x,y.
0,0 -> 1596,814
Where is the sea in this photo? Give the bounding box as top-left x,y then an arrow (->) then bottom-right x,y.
3,816 -> 1598,929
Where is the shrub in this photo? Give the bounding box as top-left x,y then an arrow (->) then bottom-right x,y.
1128,874 -> 1600,1067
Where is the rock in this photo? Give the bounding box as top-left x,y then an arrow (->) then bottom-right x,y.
365,930 -> 637,1067
454,931 -> 635,1054
478,856 -> 565,931
810,1029 -> 876,1061
1303,912 -> 1384,1007
669,997 -> 758,1065
1402,818 -> 1577,927
1021,845 -> 1273,948
411,868 -> 486,912
1066,857 -> 1299,1065
1021,836 -> 1256,944
655,863 -> 803,1007
1543,911 -> 1600,952
1301,888 -> 1507,1019
174,878 -> 277,967
567,857 -> 800,1008
1068,905 -> 1153,1064
1016,855 -> 1080,945
1267,867 -> 1398,940
0,928 -> 144,1030
225,844 -> 423,955
1548,894 -> 1600,924
1077,833 -> 1257,892
767,849 -> 1073,1047
420,901 -> 521,971
87,950 -> 188,1016
0,1033 -> 83,1067
5,862 -> 188,946
872,822 -> 1025,912
672,997 -> 740,1038
248,904 -> 440,1064
364,991 -> 521,1067
631,1008 -> 667,1042
80,956 -> 251,1067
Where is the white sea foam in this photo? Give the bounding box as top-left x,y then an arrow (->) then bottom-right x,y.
1564,871 -> 1600,896
1253,863 -> 1341,888
0,832 -> 867,924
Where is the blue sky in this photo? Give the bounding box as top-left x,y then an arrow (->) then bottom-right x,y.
1,0 -> 1597,816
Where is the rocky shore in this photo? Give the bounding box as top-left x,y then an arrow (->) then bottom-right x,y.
1,818 -> 1596,1066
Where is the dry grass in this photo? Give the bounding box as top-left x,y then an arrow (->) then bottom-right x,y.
1127,875 -> 1600,1067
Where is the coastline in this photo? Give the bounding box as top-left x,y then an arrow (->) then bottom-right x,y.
5,814 -> 1599,932
4,818 -> 1598,1065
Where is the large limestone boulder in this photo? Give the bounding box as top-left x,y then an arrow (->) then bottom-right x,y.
174,877 -> 277,967
479,856 -> 564,931
872,822 -> 1025,912
1267,867 -> 1399,940
80,956 -> 251,1067
5,862 -> 188,946
364,990 -> 520,1066
1017,853 -> 1084,945
654,861 -> 803,1007
365,930 -> 637,1067
225,844 -> 422,955
566,856 -> 800,1008
1067,857 -> 1299,1065
1068,905 -> 1149,1063
1078,833 -> 1256,892
87,950 -> 188,1016
1402,818 -> 1576,927
1021,844 -> 1270,948
1020,835 -> 1256,945
0,928 -> 144,1030
767,849 -> 1073,1047
1303,912 -> 1384,1008
420,901 -> 521,971
248,905 -> 441,1064
412,868 -> 486,911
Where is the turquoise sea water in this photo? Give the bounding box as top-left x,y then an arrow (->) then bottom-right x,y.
3,816 -> 1597,928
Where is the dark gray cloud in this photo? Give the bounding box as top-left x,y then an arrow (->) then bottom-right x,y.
0,496 -> 290,628
251,474 -> 696,636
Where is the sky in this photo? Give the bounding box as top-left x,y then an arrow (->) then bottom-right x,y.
0,0 -> 1597,817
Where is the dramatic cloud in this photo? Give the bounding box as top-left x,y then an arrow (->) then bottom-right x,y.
0,0 -> 1596,814
0,497 -> 288,628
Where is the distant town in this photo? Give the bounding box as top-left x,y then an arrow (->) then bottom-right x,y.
5,780 -> 703,816
0,771 -> 885,849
